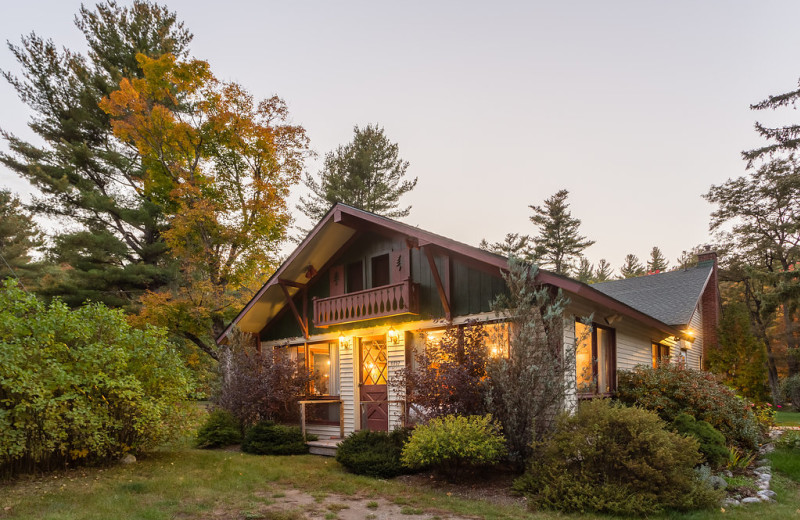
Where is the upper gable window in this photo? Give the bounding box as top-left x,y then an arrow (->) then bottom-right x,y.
371,254 -> 390,288
346,260 -> 364,293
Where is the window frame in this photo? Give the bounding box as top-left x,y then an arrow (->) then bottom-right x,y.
575,320 -> 617,397
651,342 -> 670,368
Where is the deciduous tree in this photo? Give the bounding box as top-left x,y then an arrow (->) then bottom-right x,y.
298,124 -> 417,223
102,53 -> 310,360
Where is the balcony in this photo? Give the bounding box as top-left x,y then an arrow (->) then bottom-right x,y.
313,279 -> 419,327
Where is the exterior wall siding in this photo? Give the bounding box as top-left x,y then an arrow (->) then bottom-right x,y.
685,302 -> 703,370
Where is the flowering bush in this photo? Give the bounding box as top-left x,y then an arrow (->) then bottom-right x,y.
401,414 -> 507,479
617,363 -> 762,451
514,400 -> 721,515
751,402 -> 776,433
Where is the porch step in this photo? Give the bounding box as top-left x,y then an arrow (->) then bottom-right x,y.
307,438 -> 342,457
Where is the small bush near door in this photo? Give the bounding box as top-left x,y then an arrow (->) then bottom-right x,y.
241,422 -> 312,455
195,410 -> 242,449
335,428 -> 412,478
401,414 -> 507,479
514,400 -> 721,516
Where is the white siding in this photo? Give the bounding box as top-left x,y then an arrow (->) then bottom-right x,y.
615,320 -> 658,371
339,335 -> 357,434
387,332 -> 406,430
684,302 -> 703,370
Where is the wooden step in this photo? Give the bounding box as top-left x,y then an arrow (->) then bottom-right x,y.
307,438 -> 342,457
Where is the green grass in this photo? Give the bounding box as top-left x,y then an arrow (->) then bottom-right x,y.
775,411 -> 800,427
2,447 -> 800,520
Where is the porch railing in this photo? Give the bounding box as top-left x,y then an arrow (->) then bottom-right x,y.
313,280 -> 419,327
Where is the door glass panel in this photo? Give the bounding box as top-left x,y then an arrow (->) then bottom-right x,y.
575,321 -> 593,392
361,338 -> 388,385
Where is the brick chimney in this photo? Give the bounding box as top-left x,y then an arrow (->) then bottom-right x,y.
696,247 -> 720,370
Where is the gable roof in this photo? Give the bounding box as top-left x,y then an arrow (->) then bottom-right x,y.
592,263 -> 714,327
217,203 -> 686,343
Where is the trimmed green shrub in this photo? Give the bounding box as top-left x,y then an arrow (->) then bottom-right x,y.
241,421 -> 312,455
195,410 -> 242,449
617,363 -> 761,451
0,281 -> 194,477
401,414 -> 506,478
514,400 -> 721,516
335,428 -> 412,478
671,413 -> 729,468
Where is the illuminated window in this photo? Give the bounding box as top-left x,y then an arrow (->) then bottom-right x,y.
652,343 -> 670,368
484,322 -> 510,358
575,321 -> 616,395
309,343 -> 339,395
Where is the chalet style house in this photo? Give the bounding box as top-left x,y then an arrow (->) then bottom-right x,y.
217,204 -> 720,442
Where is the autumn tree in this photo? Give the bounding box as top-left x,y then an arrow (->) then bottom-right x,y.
529,190 -> 594,276
1,1 -> 191,309
0,190 -> 45,289
479,233 -> 535,261
647,246 -> 669,273
101,53 -> 309,360
298,124 -> 417,223
619,254 -> 645,279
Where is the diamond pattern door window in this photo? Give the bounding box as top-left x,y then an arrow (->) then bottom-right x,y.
361,339 -> 388,385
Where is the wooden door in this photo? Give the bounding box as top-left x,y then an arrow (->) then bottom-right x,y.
359,337 -> 388,431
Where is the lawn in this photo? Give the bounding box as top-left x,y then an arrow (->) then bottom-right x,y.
3,447 -> 800,520
775,410 -> 800,427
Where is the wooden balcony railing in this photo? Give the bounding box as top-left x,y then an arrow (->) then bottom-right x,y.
313,280 -> 419,327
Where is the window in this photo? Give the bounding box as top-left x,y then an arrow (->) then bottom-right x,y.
575,321 -> 616,395
485,322 -> 510,358
652,343 -> 670,368
346,260 -> 363,293
309,342 -> 339,396
371,254 -> 390,288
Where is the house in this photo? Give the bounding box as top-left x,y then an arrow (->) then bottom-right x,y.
217,203 -> 720,441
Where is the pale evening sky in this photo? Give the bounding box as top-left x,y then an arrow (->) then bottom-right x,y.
1,1 -> 799,273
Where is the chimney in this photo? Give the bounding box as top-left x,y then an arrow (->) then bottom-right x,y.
696,247 -> 720,370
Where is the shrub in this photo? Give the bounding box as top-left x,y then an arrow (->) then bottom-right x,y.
776,430 -> 800,450
401,415 -> 506,478
241,421 -> 312,455
617,363 -> 761,451
671,413 -> 729,468
782,374 -> 800,409
514,400 -> 721,516
0,281 -> 193,477
335,428 -> 412,478
195,410 -> 242,449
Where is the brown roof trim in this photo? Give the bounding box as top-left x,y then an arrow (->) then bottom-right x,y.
218,203 -> 685,344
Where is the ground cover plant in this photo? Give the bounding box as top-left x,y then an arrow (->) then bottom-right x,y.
0,281 -> 193,477
335,428 -> 412,478
515,399 -> 722,516
617,363 -> 762,451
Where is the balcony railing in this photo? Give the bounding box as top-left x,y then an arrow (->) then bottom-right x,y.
313,279 -> 419,327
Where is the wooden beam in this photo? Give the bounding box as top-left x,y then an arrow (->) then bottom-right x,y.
278,278 -> 306,289
424,246 -> 451,320
279,280 -> 309,339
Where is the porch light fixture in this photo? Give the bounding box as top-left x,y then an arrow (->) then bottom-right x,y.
387,327 -> 399,344
338,332 -> 351,350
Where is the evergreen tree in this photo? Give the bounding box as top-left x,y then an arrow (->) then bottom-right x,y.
742,76 -> 800,166
646,246 -> 669,273
575,256 -> 594,283
0,190 -> 45,288
529,190 -> 594,275
298,124 -> 417,222
1,1 -> 192,309
707,302 -> 769,402
619,254 -> 645,279
479,233 -> 535,262
594,259 -> 614,282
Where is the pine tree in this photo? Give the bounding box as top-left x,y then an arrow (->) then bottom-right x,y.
1,1 -> 192,309
0,190 -> 45,289
594,259 -> 614,282
742,77 -> 800,166
529,190 -> 595,275
298,124 -> 417,222
575,256 -> 594,283
619,254 -> 645,279
646,246 -> 669,273
479,233 -> 535,262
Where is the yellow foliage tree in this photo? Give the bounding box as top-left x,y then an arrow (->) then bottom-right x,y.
101,53 -> 310,359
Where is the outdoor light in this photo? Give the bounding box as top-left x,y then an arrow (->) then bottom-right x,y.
387,327 -> 399,344
338,332 -> 350,349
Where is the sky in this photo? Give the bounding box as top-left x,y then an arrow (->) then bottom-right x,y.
1,1 -> 800,273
